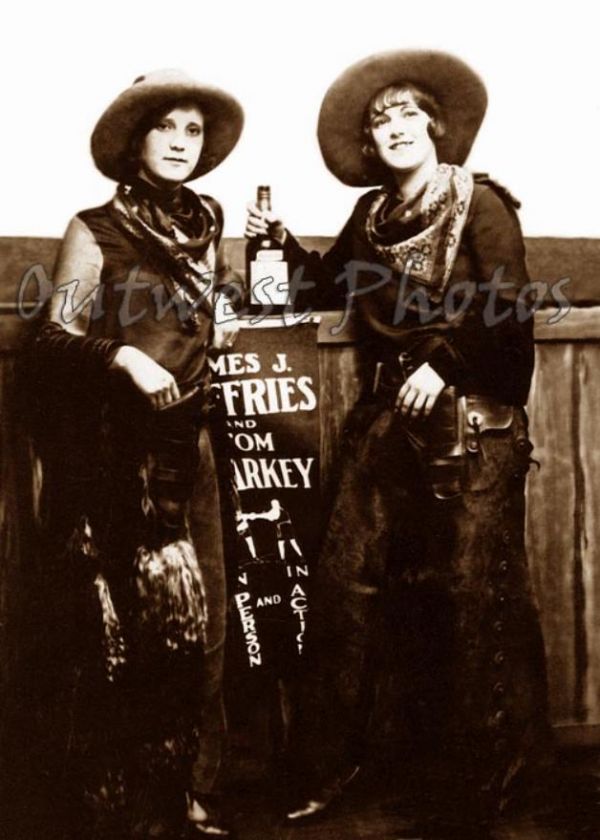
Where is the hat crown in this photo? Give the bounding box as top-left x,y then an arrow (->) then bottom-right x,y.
131,69 -> 198,89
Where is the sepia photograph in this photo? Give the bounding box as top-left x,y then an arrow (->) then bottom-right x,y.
1,2 -> 599,838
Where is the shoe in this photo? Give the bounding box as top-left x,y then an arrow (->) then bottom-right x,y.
284,765 -> 360,824
186,793 -> 234,837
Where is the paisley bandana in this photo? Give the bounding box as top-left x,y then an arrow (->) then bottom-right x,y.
110,182 -> 218,330
366,164 -> 474,303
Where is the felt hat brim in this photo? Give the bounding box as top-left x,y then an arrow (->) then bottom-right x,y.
91,69 -> 244,182
317,50 -> 487,186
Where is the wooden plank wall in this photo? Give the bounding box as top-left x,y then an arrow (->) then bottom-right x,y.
1,235 -> 599,738
527,310 -> 600,734
0,319 -> 39,718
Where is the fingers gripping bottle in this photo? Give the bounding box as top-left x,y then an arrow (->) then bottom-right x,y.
246,185 -> 289,315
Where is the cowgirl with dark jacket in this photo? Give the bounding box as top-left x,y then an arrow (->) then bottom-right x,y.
35,70 -> 243,838
246,50 -> 551,831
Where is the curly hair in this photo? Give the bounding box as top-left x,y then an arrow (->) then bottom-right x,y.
361,83 -> 446,160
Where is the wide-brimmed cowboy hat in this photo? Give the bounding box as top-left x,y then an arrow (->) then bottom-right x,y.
91,69 -> 244,182
317,50 -> 487,186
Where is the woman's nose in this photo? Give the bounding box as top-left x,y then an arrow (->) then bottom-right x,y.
170,133 -> 185,150
389,118 -> 405,137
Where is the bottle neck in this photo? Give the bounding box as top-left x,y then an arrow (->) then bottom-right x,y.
257,186 -> 272,213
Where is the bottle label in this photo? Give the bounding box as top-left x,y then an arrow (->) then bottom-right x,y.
250,260 -> 289,306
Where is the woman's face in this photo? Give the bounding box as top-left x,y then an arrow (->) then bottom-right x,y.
139,105 -> 204,186
369,91 -> 437,176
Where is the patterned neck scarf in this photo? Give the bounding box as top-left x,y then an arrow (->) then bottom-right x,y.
109,179 -> 219,330
366,164 -> 474,303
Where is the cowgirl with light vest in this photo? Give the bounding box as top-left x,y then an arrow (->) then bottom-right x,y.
35,70 -> 243,838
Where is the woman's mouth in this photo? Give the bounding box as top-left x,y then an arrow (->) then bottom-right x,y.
389,141 -> 412,150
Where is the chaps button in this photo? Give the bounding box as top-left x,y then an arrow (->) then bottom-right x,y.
493,621 -> 504,634
493,681 -> 505,696
493,651 -> 506,666
498,561 -> 509,575
502,530 -> 511,545
493,710 -> 507,727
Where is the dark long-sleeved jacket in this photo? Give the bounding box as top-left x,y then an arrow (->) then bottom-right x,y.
284,178 -> 534,406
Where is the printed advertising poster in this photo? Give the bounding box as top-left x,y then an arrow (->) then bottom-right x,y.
210,320 -> 320,673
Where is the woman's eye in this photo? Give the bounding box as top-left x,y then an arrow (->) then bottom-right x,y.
187,125 -> 202,136
371,115 -> 388,128
156,121 -> 171,131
